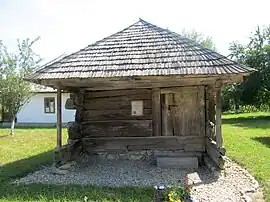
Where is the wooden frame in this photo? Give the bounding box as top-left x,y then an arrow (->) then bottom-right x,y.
56,87 -> 62,148
44,97 -> 55,114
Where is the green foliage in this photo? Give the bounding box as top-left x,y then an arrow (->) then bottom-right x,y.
181,29 -> 218,51
0,38 -> 41,134
223,25 -> 270,110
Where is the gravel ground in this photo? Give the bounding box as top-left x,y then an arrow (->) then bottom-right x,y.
16,156 -> 260,202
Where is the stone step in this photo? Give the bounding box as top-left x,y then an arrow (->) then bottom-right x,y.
156,156 -> 198,169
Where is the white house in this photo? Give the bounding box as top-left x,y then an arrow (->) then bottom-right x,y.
1,85 -> 76,125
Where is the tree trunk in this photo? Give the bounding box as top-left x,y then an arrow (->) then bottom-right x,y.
10,116 -> 15,136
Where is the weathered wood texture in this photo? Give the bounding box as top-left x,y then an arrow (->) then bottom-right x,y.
161,86 -> 205,136
215,87 -> 223,148
83,109 -> 152,121
82,136 -> 205,152
75,89 -> 85,123
57,87 -> 62,148
161,94 -> 173,136
42,75 -> 244,91
81,120 -> 152,137
152,88 -> 161,136
206,138 -> 225,169
82,89 -> 152,137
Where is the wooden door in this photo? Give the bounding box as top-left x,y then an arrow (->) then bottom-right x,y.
162,86 -> 205,136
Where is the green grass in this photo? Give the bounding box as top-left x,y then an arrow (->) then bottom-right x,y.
0,112 -> 269,201
0,128 -> 153,202
223,112 -> 270,202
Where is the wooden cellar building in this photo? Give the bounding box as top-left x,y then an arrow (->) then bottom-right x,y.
27,19 -> 254,169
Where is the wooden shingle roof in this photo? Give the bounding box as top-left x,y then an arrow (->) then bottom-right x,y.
28,19 -> 254,81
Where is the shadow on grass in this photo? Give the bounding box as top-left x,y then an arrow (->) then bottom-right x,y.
222,115 -> 270,129
0,150 -> 54,183
252,136 -> 270,148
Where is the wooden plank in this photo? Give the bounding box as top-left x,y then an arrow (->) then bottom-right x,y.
215,87 -> 223,148
206,138 -> 225,169
152,88 -> 161,136
205,86 -> 210,137
82,136 -> 205,152
57,87 -> 62,148
74,89 -> 85,122
170,90 -> 201,136
41,75 -> 244,91
81,120 -> 152,137
161,86 -> 198,94
84,95 -> 152,110
162,94 -> 173,136
198,86 -> 205,136
85,89 -> 151,98
156,156 -> 198,169
83,109 -> 152,121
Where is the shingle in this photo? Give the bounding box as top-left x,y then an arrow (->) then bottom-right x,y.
27,19 -> 254,81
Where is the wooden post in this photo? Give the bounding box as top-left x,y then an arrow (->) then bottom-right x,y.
198,86 -> 205,137
57,87 -> 62,148
152,88 -> 161,136
215,87 -> 223,148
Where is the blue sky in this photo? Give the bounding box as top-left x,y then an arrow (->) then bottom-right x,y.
0,0 -> 269,63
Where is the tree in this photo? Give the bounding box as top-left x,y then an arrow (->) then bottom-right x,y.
0,38 -> 41,135
181,29 -> 218,51
227,25 -> 270,110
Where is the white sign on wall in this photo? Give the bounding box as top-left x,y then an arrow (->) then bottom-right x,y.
131,100 -> 143,116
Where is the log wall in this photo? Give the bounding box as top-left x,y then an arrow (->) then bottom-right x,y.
81,89 -> 152,137
65,86 -> 216,156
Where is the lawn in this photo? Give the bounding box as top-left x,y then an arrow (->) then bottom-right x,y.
0,128 -> 153,202
0,112 -> 269,201
223,112 -> 270,202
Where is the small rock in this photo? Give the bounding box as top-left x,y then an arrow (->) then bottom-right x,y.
51,165 -> 69,175
242,195 -> 252,202
58,162 -> 73,170
106,154 -> 116,160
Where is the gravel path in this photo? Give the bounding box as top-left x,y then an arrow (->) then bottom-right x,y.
16,156 -> 260,202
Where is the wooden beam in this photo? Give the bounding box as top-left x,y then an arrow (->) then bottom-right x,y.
82,136 -> 205,152
215,87 -> 223,148
160,86 -> 198,94
152,88 -> 161,136
40,74 -> 244,91
57,87 -> 62,148
198,86 -> 205,137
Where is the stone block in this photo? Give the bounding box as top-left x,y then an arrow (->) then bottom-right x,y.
156,157 -> 198,169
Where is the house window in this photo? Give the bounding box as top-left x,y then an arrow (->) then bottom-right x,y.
131,100 -> 143,116
44,97 -> 55,113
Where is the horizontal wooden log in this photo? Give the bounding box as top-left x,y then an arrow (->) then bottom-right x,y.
161,86 -> 199,94
81,120 -> 152,137
206,138 -> 225,169
82,136 -> 205,152
85,89 -> 151,99
84,95 -> 152,110
41,75 -> 244,91
83,109 -> 152,121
